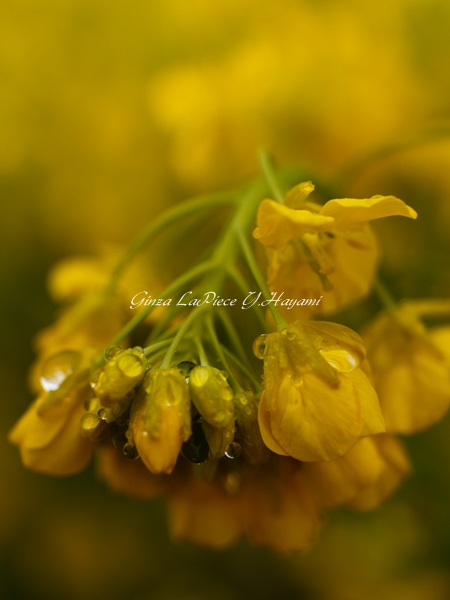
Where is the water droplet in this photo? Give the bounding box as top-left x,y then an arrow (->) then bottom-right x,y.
252,335 -> 267,359
219,370 -> 229,380
177,361 -> 197,375
225,441 -> 241,459
104,346 -> 121,361
123,443 -> 139,460
89,368 -> 101,389
98,408 -> 107,420
292,375 -> 303,387
110,421 -> 128,449
80,412 -> 107,441
181,420 -> 210,464
40,350 -> 80,392
133,346 -> 145,356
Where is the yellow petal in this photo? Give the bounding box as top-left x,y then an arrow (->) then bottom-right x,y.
96,445 -> 166,500
303,436 -> 385,506
243,463 -> 320,552
348,434 -> 411,511
167,478 -> 242,548
258,392 -> 289,456
320,195 -> 417,229
253,199 -> 334,248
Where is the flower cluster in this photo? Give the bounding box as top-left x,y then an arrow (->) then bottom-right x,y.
9,158 -> 450,552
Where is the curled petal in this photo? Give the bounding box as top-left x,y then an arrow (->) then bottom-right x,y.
320,195 -> 417,229
253,200 -> 334,248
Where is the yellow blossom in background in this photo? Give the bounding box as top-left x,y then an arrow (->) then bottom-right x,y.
363,301 -> 450,434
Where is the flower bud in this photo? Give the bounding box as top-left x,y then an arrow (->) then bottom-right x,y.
189,367 -> 234,429
133,368 -> 191,474
94,347 -> 146,407
233,392 -> 270,465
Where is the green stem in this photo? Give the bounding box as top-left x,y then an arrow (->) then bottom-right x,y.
236,227 -> 287,330
106,192 -> 235,294
228,265 -> 268,332
206,315 -> 243,393
218,309 -> 253,367
160,307 -> 205,369
221,345 -> 262,392
108,259 -> 214,347
143,339 -> 173,357
258,149 -> 285,204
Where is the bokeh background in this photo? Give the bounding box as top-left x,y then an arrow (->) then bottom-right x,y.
2,0 -> 450,598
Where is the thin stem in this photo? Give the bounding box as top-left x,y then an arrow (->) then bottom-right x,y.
228,265 -> 268,332
106,192 -> 235,293
160,307 -> 205,369
143,339 -> 173,357
108,260 -> 214,347
218,309 -> 253,367
221,345 -> 262,392
236,227 -> 288,330
194,338 -> 209,366
206,315 -> 243,393
258,149 -> 285,204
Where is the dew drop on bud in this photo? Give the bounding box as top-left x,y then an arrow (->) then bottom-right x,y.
40,350 -> 80,392
104,346 -> 122,361
98,408 -> 107,420
133,346 -> 145,356
252,335 -> 267,359
123,443 -> 140,460
225,441 -> 241,459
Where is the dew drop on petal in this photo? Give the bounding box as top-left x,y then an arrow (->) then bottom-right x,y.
252,335 -> 267,359
40,350 -> 80,392
104,345 -> 122,361
225,441 -> 241,459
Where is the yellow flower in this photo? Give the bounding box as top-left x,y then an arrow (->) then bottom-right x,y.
253,184 -> 417,316
348,434 -> 411,511
363,301 -> 450,434
241,458 -> 320,552
133,368 -> 191,474
29,292 -> 124,394
255,321 -> 385,462
96,445 -> 167,500
8,350 -> 95,475
303,433 -> 410,508
167,472 -> 242,549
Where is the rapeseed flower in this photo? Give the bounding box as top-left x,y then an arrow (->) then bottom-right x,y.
255,320 -> 385,462
363,301 -> 450,434
253,183 -> 417,316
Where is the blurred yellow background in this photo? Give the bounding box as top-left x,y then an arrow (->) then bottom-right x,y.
2,0 -> 450,598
